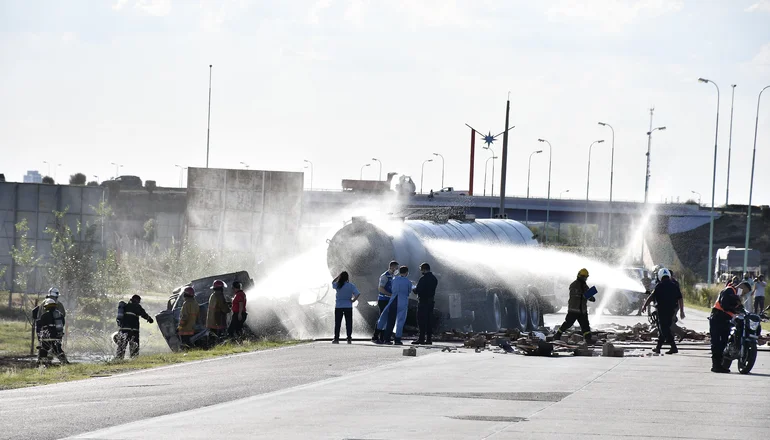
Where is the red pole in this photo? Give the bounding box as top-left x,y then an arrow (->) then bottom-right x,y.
469,128 -> 476,196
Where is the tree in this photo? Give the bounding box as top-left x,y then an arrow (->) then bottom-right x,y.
42,176 -> 55,184
9,219 -> 43,307
69,173 -> 87,185
86,181 -> 99,187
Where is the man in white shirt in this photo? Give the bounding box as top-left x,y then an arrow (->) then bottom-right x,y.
752,275 -> 766,315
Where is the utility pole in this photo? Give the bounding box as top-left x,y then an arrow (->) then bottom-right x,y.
725,84 -> 736,207
498,96 -> 512,217
206,64 -> 212,168
641,108 -> 654,264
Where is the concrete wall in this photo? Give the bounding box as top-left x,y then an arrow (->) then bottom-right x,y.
186,168 -> 303,258
0,182 -> 105,292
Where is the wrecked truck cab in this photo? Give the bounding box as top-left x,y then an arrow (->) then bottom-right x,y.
155,270 -> 254,351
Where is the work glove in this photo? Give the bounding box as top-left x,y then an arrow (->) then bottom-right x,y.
147,317 -> 154,324
588,297 -> 596,302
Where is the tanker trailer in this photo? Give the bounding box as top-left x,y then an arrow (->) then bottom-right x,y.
326,216 -> 556,333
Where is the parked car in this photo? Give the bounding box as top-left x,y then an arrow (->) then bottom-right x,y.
431,187 -> 468,196
101,175 -> 143,189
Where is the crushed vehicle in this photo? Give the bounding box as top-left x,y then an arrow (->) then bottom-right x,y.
326,216 -> 558,333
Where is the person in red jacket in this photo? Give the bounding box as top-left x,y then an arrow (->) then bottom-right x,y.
228,281 -> 248,338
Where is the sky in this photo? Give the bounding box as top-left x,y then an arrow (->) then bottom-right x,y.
1,0 -> 769,205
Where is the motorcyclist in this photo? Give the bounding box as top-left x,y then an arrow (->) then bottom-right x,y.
709,281 -> 751,373
36,299 -> 69,365
553,268 -> 595,344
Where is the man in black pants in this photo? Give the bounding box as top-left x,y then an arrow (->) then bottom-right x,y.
116,295 -> 154,359
412,263 -> 438,345
372,261 -> 399,342
709,281 -> 751,373
554,268 -> 594,343
641,268 -> 685,354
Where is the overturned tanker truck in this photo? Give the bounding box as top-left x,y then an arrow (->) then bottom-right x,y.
326,216 -> 558,333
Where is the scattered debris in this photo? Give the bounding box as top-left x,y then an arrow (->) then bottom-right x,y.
403,347 -> 417,357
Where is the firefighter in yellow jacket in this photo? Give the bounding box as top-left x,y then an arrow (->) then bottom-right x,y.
177,286 -> 199,348
553,268 -> 595,343
207,279 -> 231,339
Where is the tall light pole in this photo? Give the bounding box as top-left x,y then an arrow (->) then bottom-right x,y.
206,64 -> 213,168
584,140 -> 605,245
641,118 -> 666,262
239,161 -> 250,169
560,189 -> 570,199
371,158 -> 382,181
598,121 -> 615,247
538,139 -> 553,244
699,77 -> 720,285
360,163 -> 370,180
43,161 -> 51,177
691,190 -> 702,205
110,162 -> 123,179
525,150 -> 543,225
54,164 -> 61,180
175,165 -> 184,188
498,97 -> 512,217
483,156 -> 497,197
93,175 -> 99,184
304,159 -> 314,190
432,153 -> 445,189
420,159 -> 433,194
483,146 -> 496,196
726,84 -> 737,206
743,85 -> 770,274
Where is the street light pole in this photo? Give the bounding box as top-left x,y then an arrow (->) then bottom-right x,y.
110,162 -> 123,179
560,189 -> 570,199
526,150 -> 543,225
699,77 -> 720,285
239,161 -> 249,169
304,159 -> 314,190
726,84 -> 737,207
484,156 -> 497,197
585,140 -> 605,246
641,121 -> 666,264
360,163 -> 370,180
420,159 -> 433,194
538,139 -> 553,245
206,64 -> 212,168
175,164 -> 184,187
43,161 -> 51,177
598,122 -> 615,247
432,153 -> 445,189
371,158 -> 382,181
484,146 -> 496,196
691,190 -> 702,206
743,85 -> 770,274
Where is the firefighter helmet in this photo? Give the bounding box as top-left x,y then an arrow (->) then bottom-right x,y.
577,268 -> 589,278
43,298 -> 57,309
183,286 -> 195,297
211,279 -> 227,290
47,287 -> 60,299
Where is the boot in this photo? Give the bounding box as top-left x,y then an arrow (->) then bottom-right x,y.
553,331 -> 562,341
666,343 -> 678,355
393,338 -> 403,346
371,330 -> 380,343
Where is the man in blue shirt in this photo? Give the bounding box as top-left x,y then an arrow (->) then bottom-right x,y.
376,266 -> 412,345
372,261 -> 399,343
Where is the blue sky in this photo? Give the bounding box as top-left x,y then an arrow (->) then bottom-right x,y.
1,0 -> 769,205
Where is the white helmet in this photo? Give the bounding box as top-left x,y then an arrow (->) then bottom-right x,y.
658,268 -> 671,279
47,287 -> 60,299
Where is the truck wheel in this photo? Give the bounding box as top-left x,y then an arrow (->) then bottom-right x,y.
526,294 -> 541,331
479,292 -> 503,332
505,297 -> 528,332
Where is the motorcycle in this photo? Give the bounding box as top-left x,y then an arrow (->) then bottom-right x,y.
722,310 -> 762,374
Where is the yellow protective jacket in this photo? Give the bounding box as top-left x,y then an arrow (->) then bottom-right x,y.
567,279 -> 590,315
206,290 -> 230,330
178,297 -> 199,336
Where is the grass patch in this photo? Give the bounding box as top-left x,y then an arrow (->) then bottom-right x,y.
0,320 -> 32,355
0,339 -> 303,390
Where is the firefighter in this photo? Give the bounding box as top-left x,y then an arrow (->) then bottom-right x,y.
115,295 -> 154,359
641,268 -> 685,354
228,281 -> 247,339
206,279 -> 231,340
710,281 -> 751,373
178,286 -> 199,348
36,299 -> 68,365
33,287 -> 67,322
372,261 -> 399,343
553,268 -> 595,343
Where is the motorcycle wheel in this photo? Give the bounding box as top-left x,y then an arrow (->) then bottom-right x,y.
738,343 -> 757,374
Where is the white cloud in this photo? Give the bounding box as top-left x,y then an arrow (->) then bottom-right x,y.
113,0 -> 172,16
745,1 -> 770,13
546,0 -> 684,32
749,42 -> 770,71
308,0 -> 333,25
199,0 -> 249,32
343,0 -> 365,27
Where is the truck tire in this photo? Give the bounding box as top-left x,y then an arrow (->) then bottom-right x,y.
607,294 -> 630,315
526,294 -> 541,331
478,292 -> 504,332
504,297 -> 528,332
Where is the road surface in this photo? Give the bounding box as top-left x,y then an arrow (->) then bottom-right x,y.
0,311 -> 766,440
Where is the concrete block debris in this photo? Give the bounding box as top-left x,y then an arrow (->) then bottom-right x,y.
403,347 -> 417,357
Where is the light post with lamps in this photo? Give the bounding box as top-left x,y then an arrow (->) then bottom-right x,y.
584,140 -> 605,245
691,190 -> 702,205
726,84 -> 737,206
174,165 -> 185,188
598,121 -> 615,247
371,158 -> 382,181
641,123 -> 666,262
483,146 -> 496,196
699,77 -> 720,285
538,139 -> 554,244
304,159 -> 314,190
560,189 -> 570,199
483,156 -> 497,196
359,163 -> 370,180
239,161 -> 249,169
420,159 -> 433,194
743,85 -> 770,273
43,161 -> 51,177
432,153 -> 445,189
93,175 -> 99,184
525,149 -> 543,225
110,162 -> 123,179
